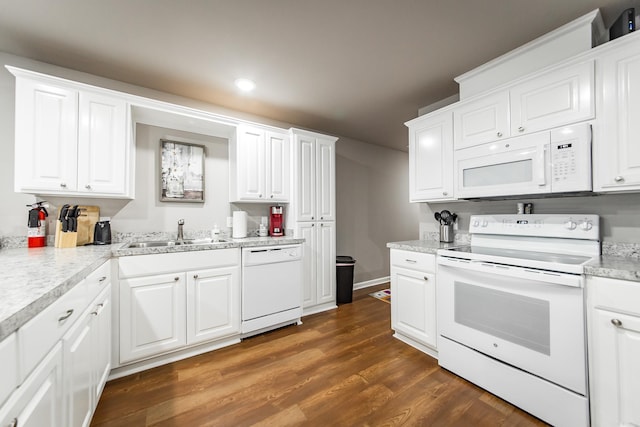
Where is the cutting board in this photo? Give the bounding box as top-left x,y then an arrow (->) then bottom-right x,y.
76,206 -> 100,246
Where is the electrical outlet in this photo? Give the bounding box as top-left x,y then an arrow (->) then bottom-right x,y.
226,216 -> 233,228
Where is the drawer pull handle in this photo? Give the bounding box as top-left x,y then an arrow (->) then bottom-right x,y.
497,132 -> 503,137
614,176 -> 624,183
85,184 -> 92,190
518,126 -> 525,132
8,417 -> 17,427
611,318 -> 623,327
174,277 -> 180,281
58,309 -> 74,322
193,274 -> 199,279
405,259 -> 417,264
423,276 -> 429,281
98,276 -> 107,283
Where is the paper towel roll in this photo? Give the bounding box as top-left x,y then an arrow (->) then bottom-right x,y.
232,211 -> 248,238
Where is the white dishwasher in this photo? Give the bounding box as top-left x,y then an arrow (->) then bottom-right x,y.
242,244 -> 302,336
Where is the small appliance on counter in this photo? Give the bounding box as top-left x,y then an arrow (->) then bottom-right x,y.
93,218 -> 111,245
269,206 -> 284,236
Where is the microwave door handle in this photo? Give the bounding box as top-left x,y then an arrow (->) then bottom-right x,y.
537,145 -> 547,187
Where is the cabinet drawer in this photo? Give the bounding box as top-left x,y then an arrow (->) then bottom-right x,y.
119,248 -> 240,278
390,250 -> 435,272
86,260 -> 111,302
0,333 -> 17,406
590,276 -> 640,316
18,279 -> 88,381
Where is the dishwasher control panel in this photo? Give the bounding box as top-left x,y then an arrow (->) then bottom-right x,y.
242,244 -> 302,266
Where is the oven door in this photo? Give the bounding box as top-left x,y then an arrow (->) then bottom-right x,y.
454,131 -> 550,198
437,257 -> 586,395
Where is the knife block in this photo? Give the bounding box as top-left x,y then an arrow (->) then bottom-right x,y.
54,220 -> 77,248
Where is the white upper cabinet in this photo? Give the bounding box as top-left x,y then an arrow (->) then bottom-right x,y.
453,61 -> 594,150
406,110 -> 454,202
593,33 -> 640,192
230,124 -> 290,202
510,60 -> 594,135
291,130 -> 337,222
454,91 -> 510,149
10,67 -> 133,198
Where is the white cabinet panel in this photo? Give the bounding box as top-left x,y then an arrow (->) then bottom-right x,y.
266,131 -> 290,201
14,77 -> 78,193
510,61 -> 594,135
119,273 -> 187,363
77,91 -> 128,195
298,223 -> 317,308
63,308 -> 93,427
296,134 -> 316,221
0,343 -> 63,427
391,267 -> 437,348
0,333 -> 18,406
237,126 -> 266,200
317,222 -> 336,305
316,140 -> 335,221
407,110 -> 454,202
454,91 -> 510,149
187,266 -> 240,345
594,38 -> 640,191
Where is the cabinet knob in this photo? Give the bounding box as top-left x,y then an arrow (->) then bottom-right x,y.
423,276 -> 429,281
193,274 -> 199,279
442,191 -> 448,196
505,143 -> 510,148
270,195 -> 274,198
8,417 -> 17,427
614,176 -> 624,183
518,126 -> 525,133
259,194 -> 263,198
320,216 -> 324,220
98,276 -> 107,283
611,318 -> 623,327
85,184 -> 91,190
174,277 -> 180,281
60,182 -> 67,188
320,223 -> 324,227
311,216 -> 314,220
312,224 -> 315,227
497,132 -> 503,137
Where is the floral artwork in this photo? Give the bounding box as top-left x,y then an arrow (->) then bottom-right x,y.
160,139 -> 205,202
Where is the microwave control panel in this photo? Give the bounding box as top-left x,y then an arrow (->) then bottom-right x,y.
550,124 -> 592,192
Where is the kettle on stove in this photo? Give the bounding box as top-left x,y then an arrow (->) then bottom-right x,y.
93,219 -> 111,245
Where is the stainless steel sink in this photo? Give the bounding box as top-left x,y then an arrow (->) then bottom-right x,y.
124,238 -> 227,248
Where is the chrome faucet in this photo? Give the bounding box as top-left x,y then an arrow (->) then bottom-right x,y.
177,219 -> 185,242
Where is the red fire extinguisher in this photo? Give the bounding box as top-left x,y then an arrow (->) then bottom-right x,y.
27,202 -> 48,248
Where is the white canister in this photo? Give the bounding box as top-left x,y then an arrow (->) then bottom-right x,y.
232,211 -> 248,238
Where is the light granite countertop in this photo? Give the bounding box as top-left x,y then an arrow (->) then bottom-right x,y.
388,239 -> 640,283
0,236 -> 304,342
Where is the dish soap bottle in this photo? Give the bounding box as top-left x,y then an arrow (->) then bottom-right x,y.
211,224 -> 220,242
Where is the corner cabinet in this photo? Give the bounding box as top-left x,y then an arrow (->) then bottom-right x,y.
406,110 -> 454,202
587,276 -> 640,427
229,124 -> 290,202
290,129 -> 338,315
390,249 -> 437,358
8,67 -> 134,199
593,33 -> 640,192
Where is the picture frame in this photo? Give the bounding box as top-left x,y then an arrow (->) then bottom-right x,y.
160,139 -> 205,202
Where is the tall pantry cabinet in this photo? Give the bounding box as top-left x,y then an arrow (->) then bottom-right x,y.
289,129 -> 338,315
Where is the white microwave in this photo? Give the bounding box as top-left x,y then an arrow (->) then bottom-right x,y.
454,123 -> 592,199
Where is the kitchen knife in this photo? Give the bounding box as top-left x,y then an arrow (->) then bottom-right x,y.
67,206 -> 78,232
59,204 -> 70,232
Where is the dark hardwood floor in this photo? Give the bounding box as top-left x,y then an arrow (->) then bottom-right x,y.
92,284 -> 548,426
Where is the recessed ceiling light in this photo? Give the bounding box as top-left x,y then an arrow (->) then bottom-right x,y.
234,78 -> 256,92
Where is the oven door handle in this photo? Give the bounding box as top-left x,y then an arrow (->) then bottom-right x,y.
437,257 -> 583,288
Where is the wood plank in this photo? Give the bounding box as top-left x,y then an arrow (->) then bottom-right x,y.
91,284 -> 548,426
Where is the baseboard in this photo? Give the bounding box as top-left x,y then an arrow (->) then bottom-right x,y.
353,276 -> 390,290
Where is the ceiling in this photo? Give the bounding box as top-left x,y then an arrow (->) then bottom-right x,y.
0,0 -> 635,152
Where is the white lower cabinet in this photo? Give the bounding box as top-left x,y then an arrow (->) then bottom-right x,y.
117,249 -> 240,366
587,276 -> 640,427
390,249 -> 437,357
298,222 -> 336,313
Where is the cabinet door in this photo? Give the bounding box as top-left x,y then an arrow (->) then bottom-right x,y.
265,131 -> 290,202
119,273 -> 186,363
186,266 -> 240,345
408,110 -> 454,202
92,287 -> 111,405
453,91 -> 510,149
297,223 -> 318,308
317,222 -> 336,305
316,138 -> 336,221
510,60 -> 594,135
296,134 -> 316,221
590,308 -> 640,427
391,267 -> 437,348
236,126 -> 267,200
594,41 -> 640,191
0,343 -> 63,427
14,77 -> 78,193
77,91 -> 129,196
63,309 -> 93,427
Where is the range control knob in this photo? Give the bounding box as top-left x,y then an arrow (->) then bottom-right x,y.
564,220 -> 577,230
472,219 -> 480,228
481,220 -> 489,227
580,221 -> 593,231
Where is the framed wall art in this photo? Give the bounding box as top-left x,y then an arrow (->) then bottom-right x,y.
160,139 -> 205,202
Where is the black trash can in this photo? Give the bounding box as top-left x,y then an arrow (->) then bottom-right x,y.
336,255 -> 356,304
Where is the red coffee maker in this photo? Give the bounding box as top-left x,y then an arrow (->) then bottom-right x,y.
269,206 -> 284,236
